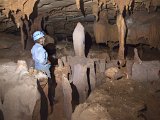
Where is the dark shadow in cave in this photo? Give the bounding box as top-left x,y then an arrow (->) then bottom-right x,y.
29,0 -> 40,22
20,0 -> 40,49
23,16 -> 35,50
125,44 -> 138,58
80,0 -> 85,17
44,43 -> 56,56
44,43 -> 57,65
48,66 -> 57,113
44,43 -> 57,112
42,16 -> 50,34
37,80 -> 48,120
0,109 -> 4,120
22,20 -> 28,49
85,32 -> 92,57
129,0 -> 135,15
70,83 -> 79,112
137,104 -> 147,120
87,68 -> 91,96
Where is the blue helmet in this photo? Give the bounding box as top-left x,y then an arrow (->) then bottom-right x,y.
33,31 -> 45,41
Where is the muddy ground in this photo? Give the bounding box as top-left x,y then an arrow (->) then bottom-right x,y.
0,33 -> 160,120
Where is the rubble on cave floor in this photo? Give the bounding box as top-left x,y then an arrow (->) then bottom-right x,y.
72,78 -> 160,120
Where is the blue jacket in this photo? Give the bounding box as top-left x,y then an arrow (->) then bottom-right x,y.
31,43 -> 51,78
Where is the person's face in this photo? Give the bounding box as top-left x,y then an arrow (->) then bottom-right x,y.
39,37 -> 45,45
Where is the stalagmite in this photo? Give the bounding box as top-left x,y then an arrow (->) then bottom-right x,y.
73,22 -> 85,57
116,14 -> 127,66
62,74 -> 72,120
72,64 -> 88,103
0,61 -> 40,120
54,58 -> 72,119
134,48 -> 142,64
67,56 -> 96,103
88,60 -> 96,91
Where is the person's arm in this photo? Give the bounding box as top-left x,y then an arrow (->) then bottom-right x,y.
36,47 -> 48,65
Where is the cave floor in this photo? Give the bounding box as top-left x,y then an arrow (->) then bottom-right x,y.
45,79 -> 160,120
86,79 -> 160,120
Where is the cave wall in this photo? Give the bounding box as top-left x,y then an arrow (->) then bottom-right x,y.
0,0 -> 159,48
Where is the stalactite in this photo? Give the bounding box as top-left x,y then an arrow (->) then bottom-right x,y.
20,22 -> 25,49
113,0 -> 133,14
134,48 -> 142,64
24,19 -> 33,49
24,20 -> 30,37
116,14 -> 127,66
96,0 -> 108,8
30,14 -> 44,35
76,0 -> 81,9
1,0 -> 37,19
23,0 -> 37,20
92,3 -> 100,21
1,0 -> 37,49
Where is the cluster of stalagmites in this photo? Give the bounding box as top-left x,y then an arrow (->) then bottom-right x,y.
0,21 -> 159,120
0,60 -> 48,120
55,22 -> 160,120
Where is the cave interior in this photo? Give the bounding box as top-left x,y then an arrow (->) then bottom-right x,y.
0,0 -> 160,120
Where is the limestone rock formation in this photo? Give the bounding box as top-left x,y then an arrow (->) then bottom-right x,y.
1,0 -> 37,27
73,22 -> 85,57
76,0 -> 81,9
0,60 -> 49,120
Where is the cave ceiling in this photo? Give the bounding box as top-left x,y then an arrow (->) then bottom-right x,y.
0,0 -> 159,40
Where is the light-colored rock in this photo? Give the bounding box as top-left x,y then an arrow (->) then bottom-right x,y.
73,22 -> 85,57
0,60 -> 41,120
72,103 -> 112,120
